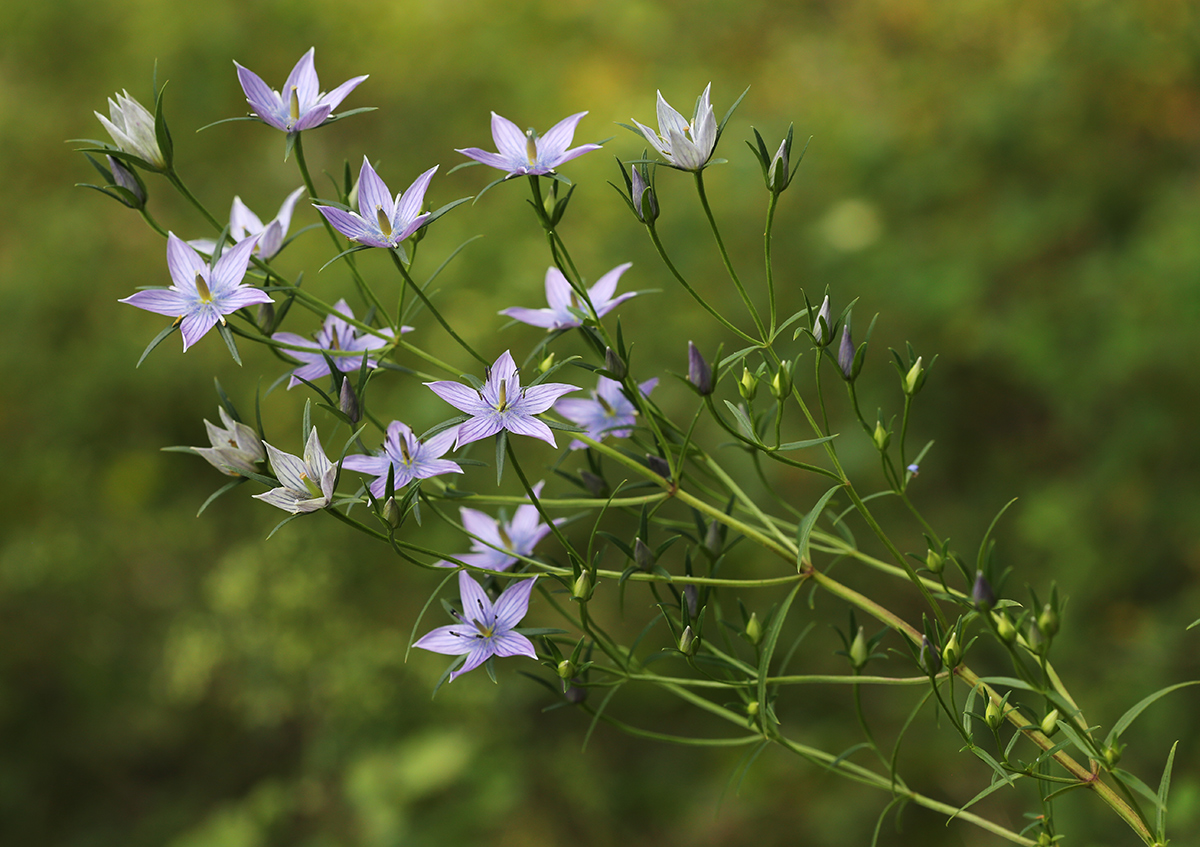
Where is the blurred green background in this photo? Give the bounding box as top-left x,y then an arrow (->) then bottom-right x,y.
3,0 -> 1199,844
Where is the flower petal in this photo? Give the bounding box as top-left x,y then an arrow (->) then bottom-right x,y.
284,48 -> 319,113
538,111 -> 587,160
587,262 -> 632,305
356,157 -> 393,221
489,112 -> 528,166
492,577 -> 536,630
166,233 -> 208,290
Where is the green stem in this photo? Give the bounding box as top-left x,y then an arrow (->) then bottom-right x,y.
764,192 -> 779,337
694,171 -> 766,339
388,249 -> 487,366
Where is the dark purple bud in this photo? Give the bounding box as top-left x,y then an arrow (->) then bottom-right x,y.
684,584 -> 699,618
339,378 -> 360,424
919,635 -> 942,675
645,454 -> 671,479
837,324 -> 855,379
565,682 -> 588,704
604,347 -> 626,380
630,165 -> 658,223
580,471 -> 608,497
634,537 -> 655,571
107,155 -> 145,205
972,571 -> 996,611
687,341 -> 713,395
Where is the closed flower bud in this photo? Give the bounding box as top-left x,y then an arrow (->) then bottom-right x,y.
738,367 -> 758,401
1037,603 -> 1059,638
903,356 -> 925,395
770,359 -> 793,399
539,352 -> 555,373
678,625 -> 698,656
684,584 -> 699,618
1027,621 -> 1047,654
630,165 -> 658,223
768,138 -> 790,194
985,697 -> 1003,729
744,613 -> 762,645
580,471 -> 608,497
645,454 -> 671,479
339,378 -> 360,424
812,296 -> 832,346
941,632 -> 961,669
256,300 -> 276,333
746,700 -> 760,718
1039,709 -> 1060,737
919,635 -> 942,675
972,571 -> 996,611
837,324 -> 856,380
572,571 -> 593,601
381,496 -> 402,528
848,626 -> 869,670
634,537 -> 655,572
993,612 -> 1017,644
704,519 -> 724,557
106,155 -> 146,206
925,547 -> 944,574
687,341 -> 713,395
603,347 -> 626,380
565,683 -> 587,705
557,659 -> 577,680
1103,743 -> 1123,768
873,420 -> 891,452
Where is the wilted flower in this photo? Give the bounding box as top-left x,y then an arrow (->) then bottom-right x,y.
500,264 -> 637,331
413,571 -> 538,681
119,233 -> 271,351
272,299 -> 404,388
632,85 -> 718,171
437,483 -> 559,571
191,187 -> 306,260
342,421 -> 462,498
687,342 -> 713,395
426,351 -> 578,448
235,47 -> 367,133
456,111 -> 600,176
315,158 -> 436,249
252,428 -> 337,514
192,406 -> 265,476
94,90 -> 166,169
555,376 -> 658,449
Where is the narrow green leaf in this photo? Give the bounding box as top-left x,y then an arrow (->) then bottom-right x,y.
774,435 -> 837,451
797,485 -> 841,569
757,581 -> 803,726
135,324 -> 178,367
1106,680 -> 1200,745
196,478 -> 246,516
949,771 -> 1022,822
216,322 -> 242,365
1156,740 -> 1179,842
1112,768 -> 1167,812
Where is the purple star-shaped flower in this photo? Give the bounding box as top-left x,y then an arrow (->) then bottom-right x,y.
119,232 -> 272,351
191,187 -> 306,261
342,421 -> 463,498
413,571 -> 538,681
315,158 -> 436,249
426,351 -> 578,448
272,299 -> 406,388
555,376 -> 658,450
456,111 -> 601,176
500,264 -> 638,331
234,47 -> 367,133
436,482 -> 558,571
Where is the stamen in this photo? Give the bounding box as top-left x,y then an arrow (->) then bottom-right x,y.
376,205 -> 392,238
525,129 -> 538,165
288,86 -> 300,122
597,394 -> 615,415
497,379 -> 507,411
194,272 -> 212,302
497,523 -> 513,549
399,438 -> 411,463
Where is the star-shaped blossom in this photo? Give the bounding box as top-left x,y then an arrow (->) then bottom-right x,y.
192,406 -> 265,476
457,111 -> 601,177
414,571 -> 538,681
94,90 -> 165,169
271,299 -> 406,388
500,264 -> 637,331
119,233 -> 272,350
632,84 -> 718,171
234,47 -> 367,133
315,158 -> 436,249
342,421 -> 463,498
437,482 -> 559,572
555,376 -> 658,450
191,187 -> 306,260
252,428 -> 337,514
426,351 -> 578,448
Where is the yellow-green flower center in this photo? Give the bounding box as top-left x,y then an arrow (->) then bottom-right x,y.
496,380 -> 508,411
194,272 -> 213,303
525,130 -> 538,165
376,205 -> 392,238
288,86 -> 300,123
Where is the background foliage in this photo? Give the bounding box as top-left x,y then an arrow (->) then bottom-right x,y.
2,0 -> 1198,844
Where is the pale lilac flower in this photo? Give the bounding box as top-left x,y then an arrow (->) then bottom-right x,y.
632,85 -> 717,171
94,90 -> 165,169
119,233 -> 271,351
457,111 -> 600,176
414,571 -> 538,681
426,351 -> 578,448
555,376 -> 658,450
500,264 -> 637,330
437,483 -> 558,571
193,406 -> 265,476
252,428 -> 337,514
271,299 -> 405,388
342,421 -> 462,498
234,47 -> 367,133
315,158 -> 436,249
191,187 -> 306,260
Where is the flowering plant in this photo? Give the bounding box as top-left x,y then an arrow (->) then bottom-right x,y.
76,59 -> 1198,847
